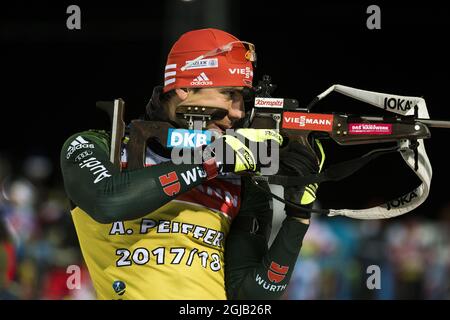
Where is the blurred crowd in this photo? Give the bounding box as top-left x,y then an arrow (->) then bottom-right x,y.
1,154 -> 449,300
0,154 -> 94,299
287,209 -> 450,299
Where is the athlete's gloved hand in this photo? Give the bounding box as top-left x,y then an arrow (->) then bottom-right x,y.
203,129 -> 283,174
278,140 -> 324,219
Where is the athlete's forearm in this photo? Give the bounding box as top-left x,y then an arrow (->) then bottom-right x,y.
68,162 -> 208,224
226,217 -> 308,299
61,130 -> 209,224
225,182 -> 309,301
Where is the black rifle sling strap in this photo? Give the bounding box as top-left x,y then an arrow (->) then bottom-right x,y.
264,146 -> 399,187
251,146 -> 400,214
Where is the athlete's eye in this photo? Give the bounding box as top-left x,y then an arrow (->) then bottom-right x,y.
222,91 -> 234,98
222,90 -> 242,100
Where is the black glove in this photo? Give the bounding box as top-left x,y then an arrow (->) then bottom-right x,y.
278,140 -> 321,219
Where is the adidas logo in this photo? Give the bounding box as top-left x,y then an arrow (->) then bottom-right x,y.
66,136 -> 95,159
190,72 -> 213,86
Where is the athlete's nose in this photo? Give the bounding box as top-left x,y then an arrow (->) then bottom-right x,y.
227,104 -> 245,122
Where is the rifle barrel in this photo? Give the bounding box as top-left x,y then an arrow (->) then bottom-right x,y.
418,119 -> 450,128
357,116 -> 450,129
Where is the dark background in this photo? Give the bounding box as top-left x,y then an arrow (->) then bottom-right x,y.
1,0 -> 449,218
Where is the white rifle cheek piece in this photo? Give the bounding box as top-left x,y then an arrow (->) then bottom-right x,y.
313,85 -> 432,219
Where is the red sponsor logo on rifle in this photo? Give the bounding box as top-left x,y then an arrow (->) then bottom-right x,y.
348,123 -> 392,135
282,112 -> 334,132
267,261 -> 289,283
159,171 -> 181,196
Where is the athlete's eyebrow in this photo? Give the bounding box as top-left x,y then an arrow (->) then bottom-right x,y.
219,88 -> 244,96
219,87 -> 244,91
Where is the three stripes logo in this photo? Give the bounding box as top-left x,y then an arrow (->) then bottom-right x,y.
267,261 -> 289,284
190,72 -> 213,86
66,136 -> 94,159
164,64 -> 177,87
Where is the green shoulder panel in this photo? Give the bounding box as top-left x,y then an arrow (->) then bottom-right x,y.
60,130 -> 111,161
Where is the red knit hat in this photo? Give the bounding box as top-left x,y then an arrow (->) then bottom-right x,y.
163,28 -> 255,93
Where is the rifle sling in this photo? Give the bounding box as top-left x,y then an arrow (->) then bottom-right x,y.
261,146 -> 400,187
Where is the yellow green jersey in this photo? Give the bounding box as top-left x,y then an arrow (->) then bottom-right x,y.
61,127 -> 311,300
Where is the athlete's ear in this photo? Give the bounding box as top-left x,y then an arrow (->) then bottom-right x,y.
175,88 -> 189,101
